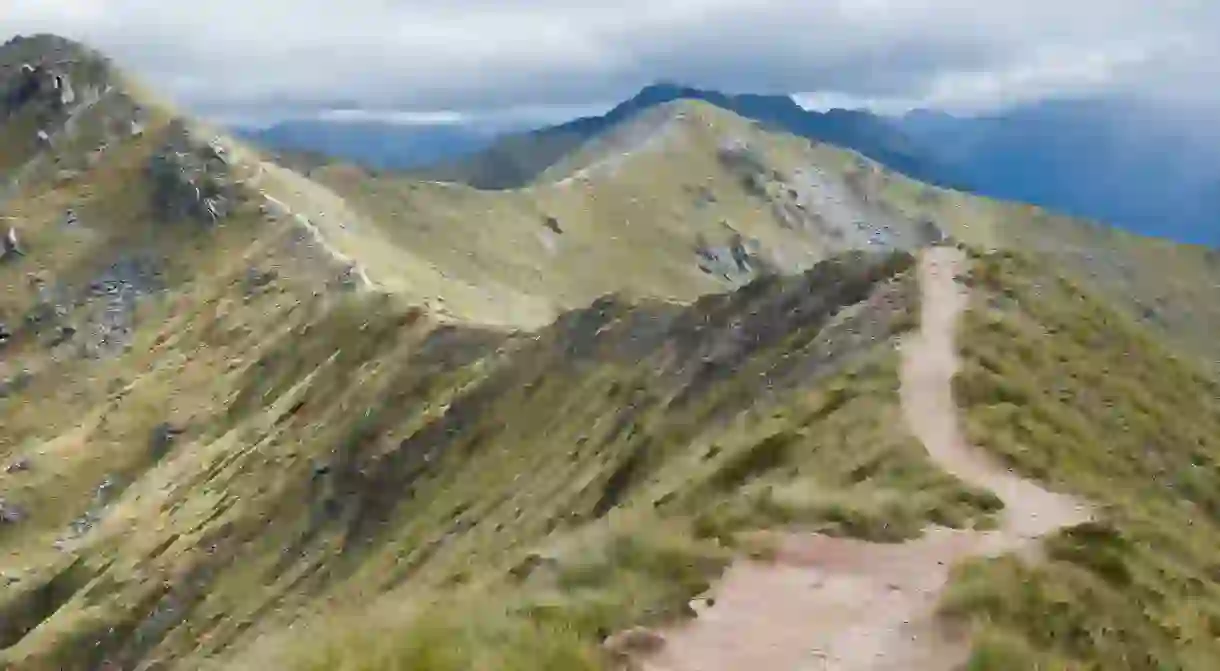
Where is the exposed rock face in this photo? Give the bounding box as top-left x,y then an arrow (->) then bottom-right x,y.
0,498 -> 27,525
919,217 -> 947,244
150,423 -> 185,460
55,72 -> 75,107
14,256 -> 164,358
693,228 -> 775,284
2,59 -> 84,122
23,273 -> 67,335
0,370 -> 33,398
4,457 -> 32,474
148,120 -> 242,225
603,626 -> 667,659
79,256 -> 165,358
59,477 -> 120,545
2,226 -> 22,259
3,63 -> 42,111
728,232 -> 751,272
716,139 -> 769,177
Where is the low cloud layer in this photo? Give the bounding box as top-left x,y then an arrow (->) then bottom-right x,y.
5,1 -> 1219,121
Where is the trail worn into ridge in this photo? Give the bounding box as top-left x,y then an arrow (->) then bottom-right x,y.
642,246 -> 1091,671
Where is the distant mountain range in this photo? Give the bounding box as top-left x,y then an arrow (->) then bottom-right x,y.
235,119 -> 501,171
895,98 -> 1219,246
236,84 -> 1218,246
410,83 -> 972,191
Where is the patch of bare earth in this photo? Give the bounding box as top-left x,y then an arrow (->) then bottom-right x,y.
639,247 -> 1091,671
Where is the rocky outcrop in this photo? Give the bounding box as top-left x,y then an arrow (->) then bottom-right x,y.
1,56 -> 95,140
693,228 -> 776,284
150,423 -> 185,461
0,370 -> 33,398
603,626 -> 667,660
57,477 -> 120,547
3,64 -> 41,111
79,257 -> 165,358
719,144 -> 776,197
2,225 -> 22,260
0,497 -> 27,525
1,62 -> 68,114
918,217 -> 947,245
14,256 -> 164,358
148,120 -> 243,226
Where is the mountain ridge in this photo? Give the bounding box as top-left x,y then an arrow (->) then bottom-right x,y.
235,119 -> 502,172
239,83 -> 1218,248
415,82 -> 969,191
3,33 -> 1220,671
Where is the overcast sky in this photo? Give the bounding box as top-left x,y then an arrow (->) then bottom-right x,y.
5,1 -> 1219,125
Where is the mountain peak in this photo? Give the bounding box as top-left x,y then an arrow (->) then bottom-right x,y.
0,35 -> 163,191
0,33 -> 108,75
622,82 -> 804,118
2,32 -> 84,53
422,81 -> 966,190
634,80 -> 689,97
1,33 -> 171,114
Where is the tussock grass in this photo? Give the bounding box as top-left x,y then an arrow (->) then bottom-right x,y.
285,608 -> 603,671
682,353 -> 1003,543
254,342 -> 1001,671
5,246 -> 967,669
943,248 -> 1220,669
246,517 -> 729,671
212,254 -> 1006,671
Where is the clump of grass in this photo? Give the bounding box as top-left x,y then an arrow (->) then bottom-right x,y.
521,519 -> 731,636
275,519 -> 727,671
677,353 -> 1003,544
962,627 -> 1051,671
286,605 -> 604,671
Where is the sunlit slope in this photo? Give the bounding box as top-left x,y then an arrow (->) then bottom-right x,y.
3,245 -> 987,669
946,247 -> 1220,668
300,97 -> 1220,366
307,101 -> 936,326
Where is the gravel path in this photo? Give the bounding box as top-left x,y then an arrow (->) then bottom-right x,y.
640,246 -> 1091,671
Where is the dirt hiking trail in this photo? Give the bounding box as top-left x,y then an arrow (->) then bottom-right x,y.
640,246 -> 1092,671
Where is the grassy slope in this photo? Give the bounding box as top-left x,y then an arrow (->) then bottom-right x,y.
944,248 -> 1220,669
231,250 -> 1001,670
302,99 -> 1220,368
5,36 -> 1220,671
2,248 -> 1002,669
848,151 -> 1220,371
301,101 -> 931,328
3,49 -> 962,668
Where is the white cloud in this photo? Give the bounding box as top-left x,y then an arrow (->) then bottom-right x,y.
310,102 -> 612,128
3,0 -> 1218,119
316,109 -> 472,126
